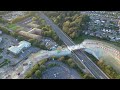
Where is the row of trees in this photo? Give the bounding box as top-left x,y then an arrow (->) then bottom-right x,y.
85,51 -> 120,79
25,59 -> 48,79
25,54 -> 94,79
44,11 -> 90,39
97,60 -> 120,79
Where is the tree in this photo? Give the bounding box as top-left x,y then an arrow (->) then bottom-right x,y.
67,58 -> 73,64
35,70 -> 41,78
25,71 -> 33,78
70,32 -> 76,39
63,20 -> 70,27
70,62 -> 76,68
72,14 -> 79,21
42,27 -> 48,31
83,73 -> 93,79
83,73 -> 89,79
41,19 -> 45,24
31,64 -> 39,73
29,39 -> 35,44
116,75 -> 120,79
53,36 -> 58,41
58,56 -> 65,61
32,17 -> 37,21
39,65 -> 46,72
17,36 -> 24,41
38,59 -> 47,66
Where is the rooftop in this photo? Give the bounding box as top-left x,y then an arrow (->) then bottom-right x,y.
8,41 -> 31,55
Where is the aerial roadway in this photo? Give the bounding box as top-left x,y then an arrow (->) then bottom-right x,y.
38,11 -> 109,79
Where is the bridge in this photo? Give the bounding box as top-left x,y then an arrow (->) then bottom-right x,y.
68,40 -> 120,61
3,39 -> 120,79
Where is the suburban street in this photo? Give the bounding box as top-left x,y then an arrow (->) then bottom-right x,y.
38,11 -> 109,79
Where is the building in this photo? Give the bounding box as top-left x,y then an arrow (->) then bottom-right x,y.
42,38 -> 58,50
8,41 -> 31,55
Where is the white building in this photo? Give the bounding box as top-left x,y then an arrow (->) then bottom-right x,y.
8,41 -> 31,55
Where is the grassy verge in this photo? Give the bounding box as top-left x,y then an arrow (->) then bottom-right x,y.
85,51 -> 120,79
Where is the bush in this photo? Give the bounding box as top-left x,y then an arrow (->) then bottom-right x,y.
67,59 -> 73,64
35,70 -> 41,78
47,63 -> 58,68
38,59 -> 48,66
31,64 -> 39,73
58,56 -> 65,61
25,71 -> 33,78
39,65 -> 46,72
0,25 -> 10,34
69,62 -> 76,68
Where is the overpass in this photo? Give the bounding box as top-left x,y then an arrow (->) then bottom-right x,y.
4,39 -> 120,79
38,12 -> 109,79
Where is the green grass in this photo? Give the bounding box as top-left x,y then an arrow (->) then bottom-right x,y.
6,24 -> 21,31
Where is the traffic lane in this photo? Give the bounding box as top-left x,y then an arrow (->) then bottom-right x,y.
74,50 -> 108,79
78,50 -> 109,79
74,51 -> 103,79
83,60 -> 100,78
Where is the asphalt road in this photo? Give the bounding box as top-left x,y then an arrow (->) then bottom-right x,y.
39,12 -> 109,79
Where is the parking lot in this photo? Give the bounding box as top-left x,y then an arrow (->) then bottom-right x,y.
42,60 -> 82,79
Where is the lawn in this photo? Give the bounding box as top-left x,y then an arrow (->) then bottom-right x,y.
6,24 -> 21,31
